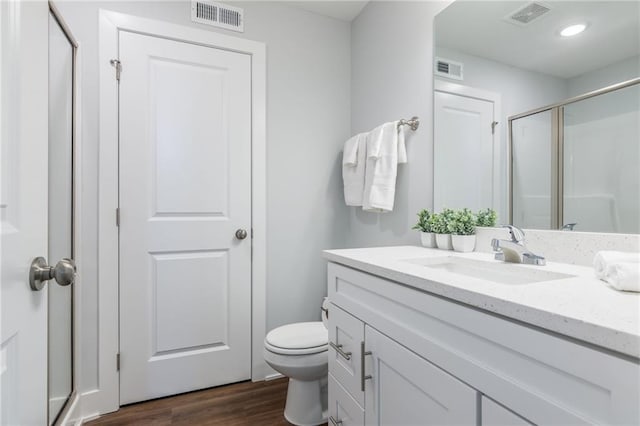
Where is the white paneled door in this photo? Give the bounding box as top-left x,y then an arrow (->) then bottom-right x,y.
434,91 -> 495,212
1,1 -> 49,425
118,31 -> 252,404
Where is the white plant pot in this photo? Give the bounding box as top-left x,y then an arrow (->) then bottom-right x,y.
452,234 -> 476,253
420,232 -> 436,248
435,233 -> 452,250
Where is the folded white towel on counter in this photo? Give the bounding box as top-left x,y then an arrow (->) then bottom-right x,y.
363,122 -> 402,212
593,250 -> 640,292
601,262 -> 640,292
342,133 -> 367,206
593,251 -> 640,279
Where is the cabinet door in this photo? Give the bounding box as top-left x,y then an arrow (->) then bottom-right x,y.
329,373 -> 365,426
482,396 -> 533,426
364,326 -> 478,425
329,303 -> 365,406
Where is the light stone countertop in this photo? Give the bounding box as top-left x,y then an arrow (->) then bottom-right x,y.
323,246 -> 640,359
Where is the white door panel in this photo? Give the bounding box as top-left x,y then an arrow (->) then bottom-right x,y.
364,326 -> 478,425
482,396 -> 534,426
118,31 -> 252,404
434,91 -> 495,212
0,1 -> 49,424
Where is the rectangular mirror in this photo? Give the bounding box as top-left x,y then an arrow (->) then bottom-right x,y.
434,0 -> 640,233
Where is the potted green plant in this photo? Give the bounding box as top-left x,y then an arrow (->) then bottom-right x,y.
476,208 -> 497,228
448,208 -> 477,252
433,208 -> 454,250
412,209 -> 436,248
473,208 -> 499,250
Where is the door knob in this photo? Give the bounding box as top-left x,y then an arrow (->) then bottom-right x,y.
235,229 -> 248,240
29,257 -> 76,291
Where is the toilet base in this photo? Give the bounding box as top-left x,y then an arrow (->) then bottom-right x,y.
283,377 -> 328,426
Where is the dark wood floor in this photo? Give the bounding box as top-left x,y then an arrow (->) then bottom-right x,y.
87,378 -> 299,425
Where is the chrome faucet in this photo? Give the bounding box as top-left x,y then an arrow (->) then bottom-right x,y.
491,225 -> 546,266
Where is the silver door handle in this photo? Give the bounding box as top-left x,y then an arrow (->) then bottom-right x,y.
235,229 -> 248,240
329,341 -> 352,360
29,257 -> 76,291
361,341 -> 372,392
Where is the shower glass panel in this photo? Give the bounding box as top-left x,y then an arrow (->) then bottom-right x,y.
511,110 -> 553,229
563,84 -> 640,234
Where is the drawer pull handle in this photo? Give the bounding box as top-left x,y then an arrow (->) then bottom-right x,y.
361,341 -> 372,392
329,416 -> 343,426
329,341 -> 352,360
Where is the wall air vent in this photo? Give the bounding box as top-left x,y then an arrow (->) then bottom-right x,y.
505,2 -> 551,26
191,0 -> 244,33
434,57 -> 463,81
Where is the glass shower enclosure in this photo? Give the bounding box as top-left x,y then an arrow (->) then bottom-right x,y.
509,79 -> 640,234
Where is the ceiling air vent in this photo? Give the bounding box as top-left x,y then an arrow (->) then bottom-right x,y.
505,2 -> 551,26
435,57 -> 463,81
191,0 -> 244,33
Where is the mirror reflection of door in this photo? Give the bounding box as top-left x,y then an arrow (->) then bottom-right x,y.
48,6 -> 76,424
434,89 -> 497,214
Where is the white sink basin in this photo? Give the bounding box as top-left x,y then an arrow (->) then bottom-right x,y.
403,256 -> 575,285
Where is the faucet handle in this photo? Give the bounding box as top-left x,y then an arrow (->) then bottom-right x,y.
502,225 -> 525,243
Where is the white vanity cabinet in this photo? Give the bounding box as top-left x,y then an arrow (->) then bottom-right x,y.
328,304 -> 477,426
326,261 -> 640,426
481,397 -> 533,426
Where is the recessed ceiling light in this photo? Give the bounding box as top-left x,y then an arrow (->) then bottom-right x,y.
560,23 -> 587,37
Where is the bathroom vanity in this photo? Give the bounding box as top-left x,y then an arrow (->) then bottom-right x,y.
324,246 -> 640,425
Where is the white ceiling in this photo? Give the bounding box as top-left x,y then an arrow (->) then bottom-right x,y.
435,1 -> 640,79
285,1 -> 369,22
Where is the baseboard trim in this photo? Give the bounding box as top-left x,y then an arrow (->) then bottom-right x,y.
264,372 -> 284,381
58,392 -> 86,426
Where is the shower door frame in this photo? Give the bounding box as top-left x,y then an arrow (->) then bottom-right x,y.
508,77 -> 640,229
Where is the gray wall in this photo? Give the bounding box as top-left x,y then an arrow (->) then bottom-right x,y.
568,55 -> 640,97
56,0 -> 351,392
347,1 -> 450,248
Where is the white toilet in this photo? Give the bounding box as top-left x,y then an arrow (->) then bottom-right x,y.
263,298 -> 329,426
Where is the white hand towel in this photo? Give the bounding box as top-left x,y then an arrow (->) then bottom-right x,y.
398,124 -> 408,164
602,262 -> 640,292
342,133 -> 367,206
343,134 -> 360,166
363,122 -> 401,212
593,251 -> 640,279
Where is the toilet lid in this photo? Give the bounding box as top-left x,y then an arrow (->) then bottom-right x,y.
265,322 -> 327,353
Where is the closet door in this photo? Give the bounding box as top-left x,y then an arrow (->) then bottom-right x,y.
118,30 -> 252,404
0,1 -> 49,424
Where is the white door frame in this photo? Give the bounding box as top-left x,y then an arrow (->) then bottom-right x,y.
434,79 -> 503,218
95,10 -> 267,415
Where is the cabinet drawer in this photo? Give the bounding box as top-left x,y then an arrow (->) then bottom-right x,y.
482,396 -> 533,426
328,303 -> 365,407
328,373 -> 364,426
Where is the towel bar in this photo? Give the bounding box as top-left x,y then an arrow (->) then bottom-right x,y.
398,116 -> 419,131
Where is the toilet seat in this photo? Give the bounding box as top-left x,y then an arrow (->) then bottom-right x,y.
265,322 -> 328,355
